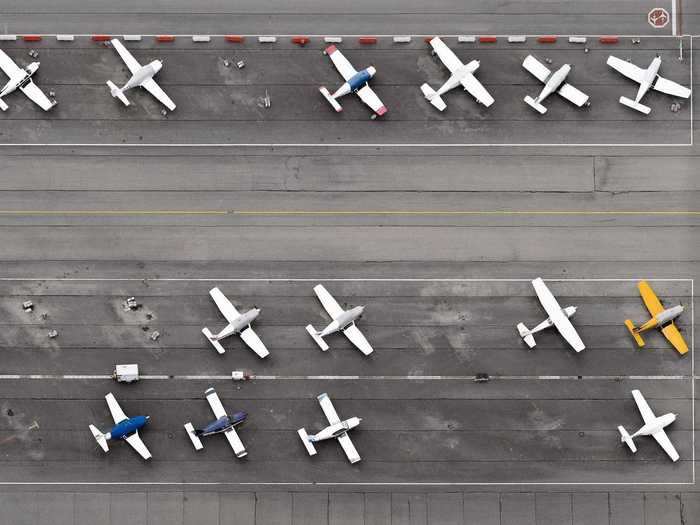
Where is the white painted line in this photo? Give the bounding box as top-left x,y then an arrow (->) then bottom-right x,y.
672,0 -> 678,36
0,277 -> 690,282
0,143 -> 691,148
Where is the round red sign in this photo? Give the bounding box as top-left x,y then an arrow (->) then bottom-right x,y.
648,7 -> 670,28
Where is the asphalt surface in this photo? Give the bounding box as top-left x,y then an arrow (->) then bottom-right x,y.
0,3 -> 699,523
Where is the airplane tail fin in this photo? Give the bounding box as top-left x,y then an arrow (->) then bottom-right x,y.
89,424 -> 109,452
617,425 -> 637,453
624,319 -> 646,347
201,327 -> 226,354
420,83 -> 447,111
524,95 -> 547,114
183,422 -> 204,450
306,324 -> 330,351
297,428 -> 318,456
517,323 -> 536,348
0,98 -> 8,111
106,80 -> 130,106
319,86 -> 342,112
619,96 -> 651,115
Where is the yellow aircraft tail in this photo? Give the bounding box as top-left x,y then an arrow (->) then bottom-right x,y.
624,319 -> 645,347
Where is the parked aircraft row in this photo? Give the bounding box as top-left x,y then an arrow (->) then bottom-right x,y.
0,37 -> 691,117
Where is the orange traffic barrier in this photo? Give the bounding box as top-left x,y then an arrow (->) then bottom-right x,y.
479,36 -> 497,43
292,36 -> 310,46
22,35 -> 42,42
358,36 -> 378,44
225,35 -> 245,43
537,35 -> 557,43
155,35 -> 175,42
91,35 -> 111,42
599,36 -> 619,44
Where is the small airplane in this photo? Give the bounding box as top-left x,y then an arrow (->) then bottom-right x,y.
89,393 -> 152,460
521,55 -> 589,114
618,389 -> 679,462
625,280 -> 688,355
607,55 -> 691,114
306,284 -> 374,355
0,49 -> 56,112
106,38 -> 176,111
202,287 -> 269,358
319,45 -> 387,118
298,393 -> 362,464
517,277 -> 585,352
420,37 -> 494,111
184,387 -> 248,458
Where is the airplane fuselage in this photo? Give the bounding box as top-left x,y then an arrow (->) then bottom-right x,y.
108,415 -> 149,441
535,64 -> 571,102
309,417 -> 362,442
0,62 -> 39,98
197,412 -> 247,436
319,305 -> 365,336
635,305 -> 684,333
526,305 -> 577,335
631,412 -> 676,438
436,59 -> 480,96
121,60 -> 162,92
634,56 -> 661,102
332,67 -> 376,99
212,308 -> 260,339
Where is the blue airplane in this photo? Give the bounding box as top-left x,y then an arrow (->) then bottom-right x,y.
89,393 -> 152,459
184,387 -> 248,458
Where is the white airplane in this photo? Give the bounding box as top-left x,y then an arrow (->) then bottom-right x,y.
0,49 -> 55,112
306,284 -> 373,355
201,287 -> 269,358
88,393 -> 152,460
517,277 -> 585,352
618,389 -> 679,462
319,45 -> 387,118
420,37 -> 494,111
607,55 -> 691,114
298,393 -> 362,464
521,55 -> 589,114
184,387 -> 248,458
106,38 -> 176,111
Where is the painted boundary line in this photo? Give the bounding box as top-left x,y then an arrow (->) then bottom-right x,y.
0,35 -> 691,148
0,374 -> 690,380
0,277 -> 693,486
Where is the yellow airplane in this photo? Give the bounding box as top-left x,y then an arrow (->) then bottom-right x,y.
625,281 -> 688,355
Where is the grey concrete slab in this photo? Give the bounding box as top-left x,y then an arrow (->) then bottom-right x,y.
681,493 -> 700,525
364,493 -> 391,525
34,493 -> 75,525
0,492 -> 37,525
572,493 -> 609,525
329,492 -> 364,525
220,492 -> 255,525
255,492 -> 292,525
610,493 -> 644,525
147,492 -> 184,525
644,494 -> 682,525
292,492 -> 328,525
427,493 -> 462,525
75,492 -> 110,525
391,493 -> 426,525
183,492 -> 219,525
110,492 -> 147,525
501,493 -> 536,525
463,493 -> 499,525
535,493 -> 572,525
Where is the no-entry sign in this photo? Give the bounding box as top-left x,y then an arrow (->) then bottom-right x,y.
648,7 -> 670,28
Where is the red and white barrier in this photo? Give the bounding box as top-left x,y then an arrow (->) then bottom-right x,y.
537,35 -> 557,43
291,36 -> 310,46
0,35 -> 17,41
22,35 -> 42,42
225,35 -> 244,43
56,34 -> 74,41
92,35 -> 111,42
258,36 -> 277,43
324,37 -> 342,43
192,35 -> 211,43
599,36 -> 619,44
155,35 -> 175,42
457,36 -> 476,43
358,36 -> 378,44
507,36 -> 526,43
393,36 -> 411,43
568,36 -> 587,44
479,36 -> 497,43
124,35 -> 142,41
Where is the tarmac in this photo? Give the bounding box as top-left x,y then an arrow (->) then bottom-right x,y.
0,1 -> 699,523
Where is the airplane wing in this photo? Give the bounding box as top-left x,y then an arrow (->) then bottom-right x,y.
522,55 -> 551,83
460,74 -> 494,107
532,278 -> 585,352
209,287 -> 241,324
632,389 -> 656,424
607,56 -> 645,84
20,80 -> 55,111
223,427 -> 247,456
140,78 -> 176,111
653,76 -> 691,99
429,37 -> 463,74
110,38 -> 142,74
661,323 -> 689,355
125,430 -> 152,460
318,393 -> 341,425
0,49 -> 25,78
638,281 -> 664,317
557,83 -> 589,107
342,323 -> 374,355
651,429 -> 680,462
336,432 -> 361,464
239,326 -> 270,358
313,284 -> 344,319
105,393 -> 128,424
205,388 -> 227,419
356,85 -> 387,115
326,46 -> 357,81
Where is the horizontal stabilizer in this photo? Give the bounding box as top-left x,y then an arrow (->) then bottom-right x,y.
306,324 -> 329,351
184,422 -> 204,450
524,95 -> 547,114
420,83 -> 446,111
618,425 -> 637,453
89,424 -> 109,452
619,96 -> 651,115
517,323 -> 536,348
106,80 -> 130,106
297,428 -> 317,456
624,319 -> 645,347
202,327 -> 226,354
0,98 -> 8,111
319,86 -> 342,112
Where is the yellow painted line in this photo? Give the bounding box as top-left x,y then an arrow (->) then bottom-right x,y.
0,210 -> 698,216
